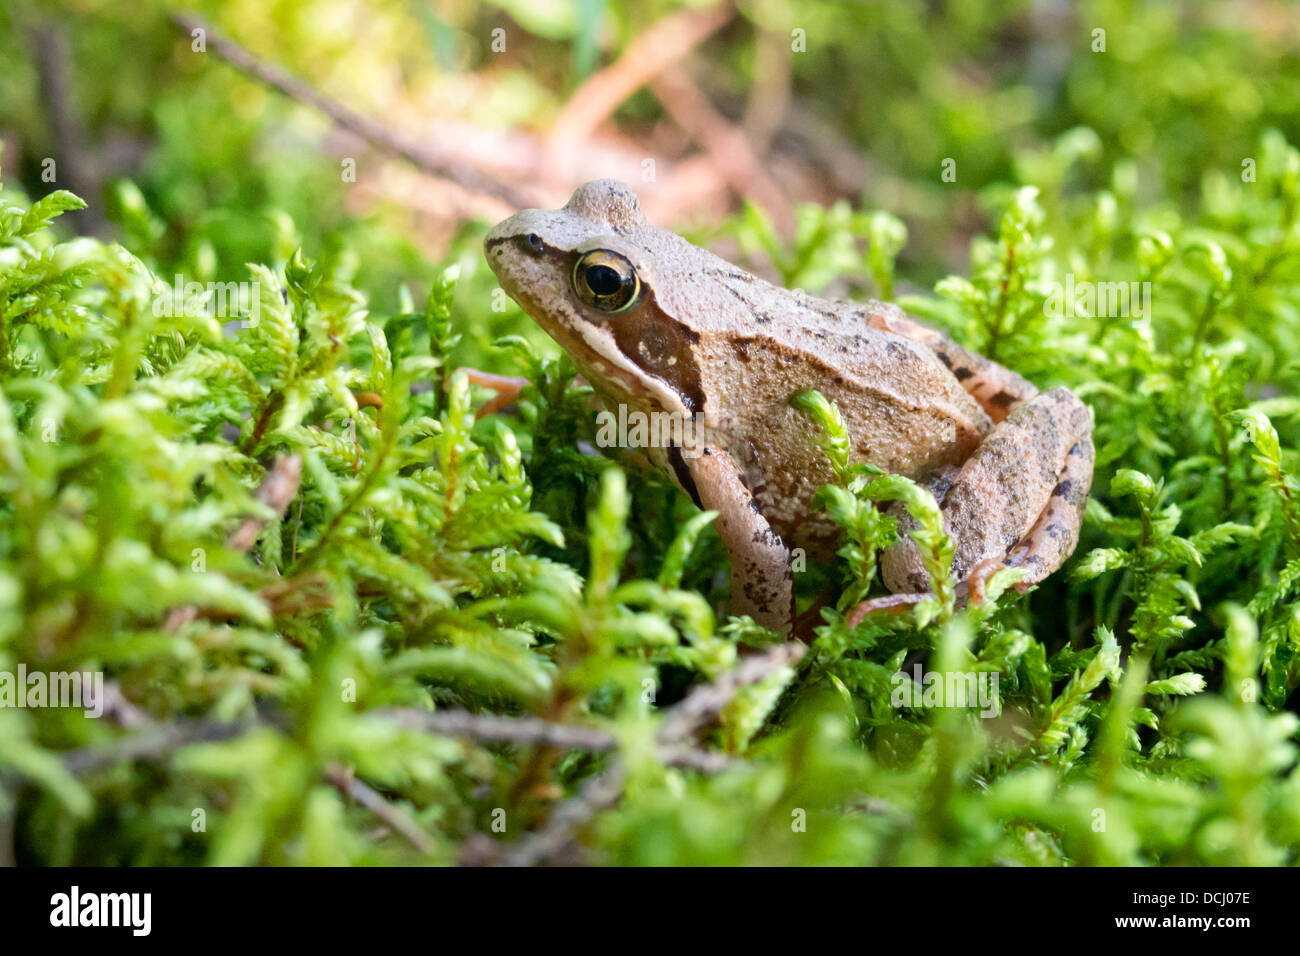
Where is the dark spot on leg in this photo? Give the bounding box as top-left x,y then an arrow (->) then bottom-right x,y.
954,367 -> 973,381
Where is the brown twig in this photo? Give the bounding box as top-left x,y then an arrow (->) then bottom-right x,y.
657,641 -> 806,743
169,12 -> 537,208
53,720 -> 439,856
98,680 -> 150,729
545,4 -> 736,169
324,762 -> 438,856
380,708 -> 732,773
59,720 -> 254,775
492,765 -> 626,867
650,67 -> 794,235
227,453 -> 302,552
29,21 -> 102,233
37,645 -> 803,866
460,644 -> 804,865
164,454 -> 302,632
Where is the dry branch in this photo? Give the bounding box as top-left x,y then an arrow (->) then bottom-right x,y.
650,67 -> 794,234
494,766 -> 626,867
546,4 -> 736,163
164,453 -> 302,632
380,708 -> 732,773
325,762 -> 438,856
170,12 -> 536,208
60,720 -> 254,775
657,641 -> 806,743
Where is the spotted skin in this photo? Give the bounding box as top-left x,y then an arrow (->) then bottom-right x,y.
1002,430 -> 1094,587
687,445 -> 795,626
879,386 -> 1094,602
867,309 -> 1038,422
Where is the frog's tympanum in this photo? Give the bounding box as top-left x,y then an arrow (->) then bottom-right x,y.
486,180 -> 1094,634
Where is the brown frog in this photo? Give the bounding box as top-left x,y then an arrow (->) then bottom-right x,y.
485,180 -> 1093,634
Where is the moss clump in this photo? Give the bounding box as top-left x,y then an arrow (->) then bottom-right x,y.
2,122 -> 1300,865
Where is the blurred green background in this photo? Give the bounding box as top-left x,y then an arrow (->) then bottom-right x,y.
5,0 -> 1299,349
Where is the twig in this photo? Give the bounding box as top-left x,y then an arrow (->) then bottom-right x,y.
169,12 -> 536,208
227,453 -> 302,552
649,67 -> 794,235
657,641 -> 805,743
325,762 -> 438,856
380,708 -> 732,773
382,708 -> 614,751
29,20 -> 102,233
545,4 -> 736,166
54,721 -> 439,856
165,453 -> 302,632
492,765 -> 627,867
461,645 -> 803,865
32,644 -> 801,866
59,720 -> 254,775
98,680 -> 149,729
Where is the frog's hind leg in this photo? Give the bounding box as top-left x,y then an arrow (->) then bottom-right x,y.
866,387 -> 1093,621
998,410 -> 1094,590
941,387 -> 1093,591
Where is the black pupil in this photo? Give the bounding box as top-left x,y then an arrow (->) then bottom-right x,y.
586,264 -> 625,296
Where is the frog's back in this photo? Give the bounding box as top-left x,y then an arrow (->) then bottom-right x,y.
691,287 -> 991,547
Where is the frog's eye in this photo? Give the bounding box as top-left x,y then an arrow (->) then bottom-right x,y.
573,250 -> 640,313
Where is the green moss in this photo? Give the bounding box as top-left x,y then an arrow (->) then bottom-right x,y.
2,120 -> 1299,866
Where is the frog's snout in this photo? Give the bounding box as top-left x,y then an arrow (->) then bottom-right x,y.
483,218 -> 524,291
482,216 -> 517,263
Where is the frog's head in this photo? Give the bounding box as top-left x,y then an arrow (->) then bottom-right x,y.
485,180 -> 705,416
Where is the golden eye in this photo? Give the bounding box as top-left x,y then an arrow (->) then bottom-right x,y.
573,250 -> 640,313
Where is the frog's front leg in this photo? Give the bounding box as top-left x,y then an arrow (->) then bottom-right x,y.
686,446 -> 794,635
876,386 -> 1094,608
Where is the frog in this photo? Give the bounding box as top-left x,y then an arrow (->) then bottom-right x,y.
484,180 -> 1094,635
